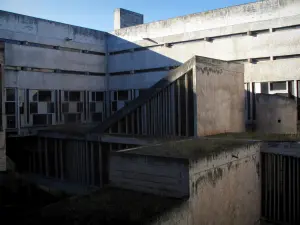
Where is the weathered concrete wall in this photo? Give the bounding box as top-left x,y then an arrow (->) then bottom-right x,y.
0,10 -> 106,52
255,94 -> 297,133
110,151 -> 190,198
5,44 -> 105,73
112,0 -> 299,40
152,142 -> 261,225
5,71 -> 106,91
114,8 -> 143,30
195,57 -> 245,136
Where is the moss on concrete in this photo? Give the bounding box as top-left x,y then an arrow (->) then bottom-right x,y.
121,138 -> 255,160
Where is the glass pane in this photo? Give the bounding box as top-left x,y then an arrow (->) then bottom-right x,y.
38,91 -> 52,102
270,81 -> 286,91
118,91 -> 128,101
30,102 -> 38,114
69,91 -> 81,102
5,102 -> 15,114
96,92 -> 104,101
33,114 -> 48,126
6,88 -> 15,101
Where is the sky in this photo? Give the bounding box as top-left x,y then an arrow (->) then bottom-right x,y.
1,0 -> 254,32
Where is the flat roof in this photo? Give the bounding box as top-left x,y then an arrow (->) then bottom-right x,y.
207,132 -> 300,142
119,137 -> 256,160
25,187 -> 183,225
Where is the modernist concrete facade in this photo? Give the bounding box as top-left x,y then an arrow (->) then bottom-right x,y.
0,0 -> 299,172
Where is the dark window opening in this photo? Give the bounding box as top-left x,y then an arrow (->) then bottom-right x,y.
30,102 -> 38,114
270,81 -> 286,91
62,103 -> 69,113
118,91 -> 128,101
261,82 -> 269,94
6,116 -> 16,128
5,102 -> 15,114
77,102 -> 83,113
92,113 -> 102,122
92,92 -> 96,101
111,101 -> 117,112
6,88 -> 15,101
20,104 -> 24,114
90,102 -> 96,112
33,114 -> 48,126
64,92 -> 69,101
64,113 -> 81,123
47,102 -> 54,113
96,92 -> 104,101
32,92 -> 38,102
113,91 -> 117,101
38,91 -> 52,102
69,91 -> 81,102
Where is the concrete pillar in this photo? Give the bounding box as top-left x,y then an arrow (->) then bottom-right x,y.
54,139 -> 59,179
177,79 -> 181,136
59,139 -> 64,180
185,74 -> 189,136
90,142 -> 95,186
44,137 -> 49,177
98,143 -> 103,187
38,137 -> 42,175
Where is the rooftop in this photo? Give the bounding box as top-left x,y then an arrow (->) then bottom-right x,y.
118,137 -> 256,160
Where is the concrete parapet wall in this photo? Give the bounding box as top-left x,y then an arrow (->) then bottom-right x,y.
0,10 -> 106,52
151,142 -> 261,225
195,57 -> 245,136
112,0 -> 300,40
5,44 -> 106,73
255,94 -> 297,134
5,70 -> 106,91
110,151 -> 190,198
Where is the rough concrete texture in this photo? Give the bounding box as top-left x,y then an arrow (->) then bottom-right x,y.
112,0 -> 300,40
114,8 -> 143,30
195,57 -> 245,136
0,10 -> 106,52
110,152 -> 189,198
255,93 -> 297,134
151,141 -> 261,225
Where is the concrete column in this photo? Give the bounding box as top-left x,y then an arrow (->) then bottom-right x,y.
185,74 -> 189,136
177,79 -> 181,136
59,139 -> 64,180
44,137 -> 49,177
54,139 -> 58,179
90,142 -> 95,186
171,84 -> 176,136
38,137 -> 42,175
98,143 -> 103,187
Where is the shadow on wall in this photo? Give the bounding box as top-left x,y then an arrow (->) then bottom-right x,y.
106,34 -> 183,91
246,91 -> 298,133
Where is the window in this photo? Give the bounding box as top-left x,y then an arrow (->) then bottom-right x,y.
62,103 -> 69,113
64,113 -> 81,123
6,88 -> 15,101
47,102 -> 54,113
64,92 -> 69,101
32,114 -> 52,126
69,91 -> 81,102
92,113 -> 102,122
30,102 -> 38,114
96,92 -> 104,101
90,102 -> 96,112
77,102 -> 83,113
261,82 -> 268,94
5,102 -> 15,114
270,81 -> 286,91
6,116 -> 16,128
38,91 -> 52,102
111,101 -> 117,112
118,91 -> 128,101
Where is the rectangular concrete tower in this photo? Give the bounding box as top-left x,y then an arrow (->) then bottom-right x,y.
114,8 -> 144,30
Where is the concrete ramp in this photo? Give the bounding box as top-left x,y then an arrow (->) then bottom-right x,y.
89,56 -> 245,137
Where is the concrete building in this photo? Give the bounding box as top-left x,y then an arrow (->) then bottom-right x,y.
0,0 -> 299,202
